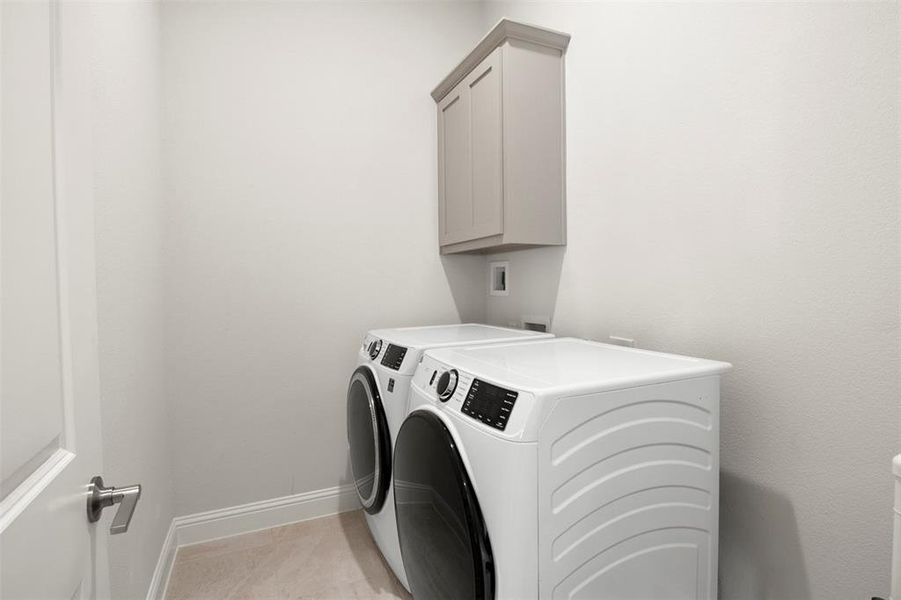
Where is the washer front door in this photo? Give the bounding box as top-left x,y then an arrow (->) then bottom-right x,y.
394,410 -> 495,600
347,366 -> 391,514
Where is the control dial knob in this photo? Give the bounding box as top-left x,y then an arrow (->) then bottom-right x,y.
436,369 -> 458,402
367,339 -> 382,360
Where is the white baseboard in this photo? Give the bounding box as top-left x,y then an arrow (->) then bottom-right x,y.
145,484 -> 358,600
173,484 -> 358,547
146,520 -> 177,600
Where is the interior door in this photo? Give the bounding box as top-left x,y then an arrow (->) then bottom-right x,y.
346,367 -> 391,514
393,410 -> 494,600
1,1 -> 109,598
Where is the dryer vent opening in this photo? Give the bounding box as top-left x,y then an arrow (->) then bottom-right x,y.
522,315 -> 550,333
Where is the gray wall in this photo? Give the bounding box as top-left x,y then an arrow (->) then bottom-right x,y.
479,3 -> 901,599
160,1 -> 485,516
90,1 -> 174,598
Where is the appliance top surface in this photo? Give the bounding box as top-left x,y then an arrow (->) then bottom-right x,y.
369,323 -> 551,349
427,337 -> 731,393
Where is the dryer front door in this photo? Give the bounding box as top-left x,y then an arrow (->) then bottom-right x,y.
394,410 -> 495,600
347,366 -> 391,514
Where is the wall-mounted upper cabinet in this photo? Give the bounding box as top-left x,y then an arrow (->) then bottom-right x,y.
433,19 -> 570,255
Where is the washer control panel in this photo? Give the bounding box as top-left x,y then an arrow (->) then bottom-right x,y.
380,344 -> 408,371
366,339 -> 383,360
461,379 -> 518,431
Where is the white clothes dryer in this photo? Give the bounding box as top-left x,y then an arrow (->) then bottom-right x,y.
394,337 -> 730,600
347,324 -> 552,591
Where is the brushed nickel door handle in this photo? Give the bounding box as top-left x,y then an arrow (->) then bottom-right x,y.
87,476 -> 142,534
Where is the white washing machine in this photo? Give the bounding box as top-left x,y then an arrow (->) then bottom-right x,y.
346,324 -> 553,591
394,337 -> 731,600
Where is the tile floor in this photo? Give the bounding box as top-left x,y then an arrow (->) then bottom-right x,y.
165,511 -> 411,599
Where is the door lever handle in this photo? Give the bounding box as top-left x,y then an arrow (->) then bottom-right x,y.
87,476 -> 142,534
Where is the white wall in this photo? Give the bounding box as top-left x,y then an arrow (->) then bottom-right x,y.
480,3 -> 901,599
90,2 -> 175,597
160,1 -> 484,516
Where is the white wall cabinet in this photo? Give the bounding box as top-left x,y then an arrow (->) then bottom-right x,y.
433,20 -> 570,254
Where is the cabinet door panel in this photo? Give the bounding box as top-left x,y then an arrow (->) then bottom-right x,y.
467,49 -> 503,240
438,84 -> 471,244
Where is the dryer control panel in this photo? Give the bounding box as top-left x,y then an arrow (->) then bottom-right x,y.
413,354 -> 538,440
461,379 -> 518,431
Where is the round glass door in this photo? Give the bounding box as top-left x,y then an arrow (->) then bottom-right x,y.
394,410 -> 495,600
346,366 -> 390,514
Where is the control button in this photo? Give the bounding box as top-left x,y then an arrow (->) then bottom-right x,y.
367,339 -> 382,360
436,369 -> 458,402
